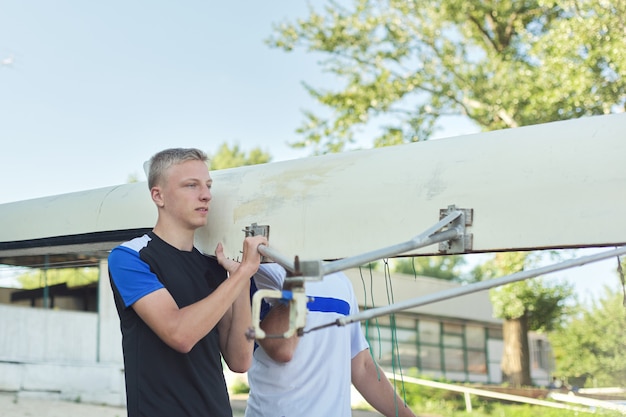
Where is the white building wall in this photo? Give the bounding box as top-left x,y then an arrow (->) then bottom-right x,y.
343,269 -> 501,324
97,259 -> 123,364
0,304 -> 98,363
487,339 -> 504,384
0,260 -> 126,406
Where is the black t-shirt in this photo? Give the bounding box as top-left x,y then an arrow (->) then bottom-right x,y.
109,231 -> 232,417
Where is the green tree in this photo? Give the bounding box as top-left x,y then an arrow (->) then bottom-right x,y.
126,172 -> 141,183
550,285 -> 626,387
393,255 -> 465,280
18,267 -> 99,289
209,142 -> 271,170
268,0 -> 625,154
472,252 -> 575,387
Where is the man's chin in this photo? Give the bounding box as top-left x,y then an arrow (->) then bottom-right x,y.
195,220 -> 208,229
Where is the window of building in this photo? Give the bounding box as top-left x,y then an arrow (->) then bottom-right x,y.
364,314 -> 498,380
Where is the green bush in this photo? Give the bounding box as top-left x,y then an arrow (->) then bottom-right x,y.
230,379 -> 250,395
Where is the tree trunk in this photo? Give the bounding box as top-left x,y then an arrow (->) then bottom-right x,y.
501,316 -> 532,387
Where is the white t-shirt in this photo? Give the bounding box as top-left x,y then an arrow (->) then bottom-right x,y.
245,263 -> 370,417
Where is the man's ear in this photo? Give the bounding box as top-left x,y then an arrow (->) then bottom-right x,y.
151,187 -> 165,208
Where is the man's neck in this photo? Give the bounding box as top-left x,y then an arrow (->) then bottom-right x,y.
152,224 -> 196,252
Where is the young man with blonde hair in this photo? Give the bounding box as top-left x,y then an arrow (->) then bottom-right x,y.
109,148 -> 267,417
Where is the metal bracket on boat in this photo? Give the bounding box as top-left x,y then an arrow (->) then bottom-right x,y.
438,205 -> 473,254
244,223 -> 270,262
247,204 -> 474,340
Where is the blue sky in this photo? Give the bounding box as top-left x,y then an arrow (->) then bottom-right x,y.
0,1 -> 479,204
0,1 -> 620,301
1,1 -> 325,203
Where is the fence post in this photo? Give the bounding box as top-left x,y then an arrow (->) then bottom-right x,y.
464,392 -> 473,412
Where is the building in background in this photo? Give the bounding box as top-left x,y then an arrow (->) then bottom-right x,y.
344,269 -> 552,386
0,261 -> 554,406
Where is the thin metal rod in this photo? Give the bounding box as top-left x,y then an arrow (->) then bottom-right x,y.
322,210 -> 464,275
257,245 -> 296,273
323,227 -> 462,276
317,245 -> 626,329
256,209 -> 464,278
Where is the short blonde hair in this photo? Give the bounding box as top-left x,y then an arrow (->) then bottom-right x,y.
144,148 -> 209,189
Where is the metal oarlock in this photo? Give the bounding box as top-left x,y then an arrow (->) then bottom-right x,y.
246,287 -> 310,340
247,205 -> 473,340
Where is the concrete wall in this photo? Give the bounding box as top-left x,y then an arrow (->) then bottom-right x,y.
0,260 -> 125,406
0,361 -> 125,405
0,304 -> 97,362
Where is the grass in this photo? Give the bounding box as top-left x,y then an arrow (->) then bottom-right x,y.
396,379 -> 624,417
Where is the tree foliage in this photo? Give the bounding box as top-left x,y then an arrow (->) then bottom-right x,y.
18,267 -> 99,289
550,285 -> 626,388
472,252 -> 574,386
491,278 -> 574,332
268,0 -> 626,154
393,255 -> 466,280
472,252 -> 574,331
208,142 -> 272,170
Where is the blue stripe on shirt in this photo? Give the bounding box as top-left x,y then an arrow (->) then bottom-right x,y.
307,296 -> 349,316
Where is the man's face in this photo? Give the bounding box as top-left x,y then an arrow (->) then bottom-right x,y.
157,159 -> 213,230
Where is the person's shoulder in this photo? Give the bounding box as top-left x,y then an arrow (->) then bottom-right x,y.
256,263 -> 287,281
325,271 -> 357,295
119,234 -> 152,252
109,234 -> 151,260
259,262 -> 286,274
326,270 -> 352,283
